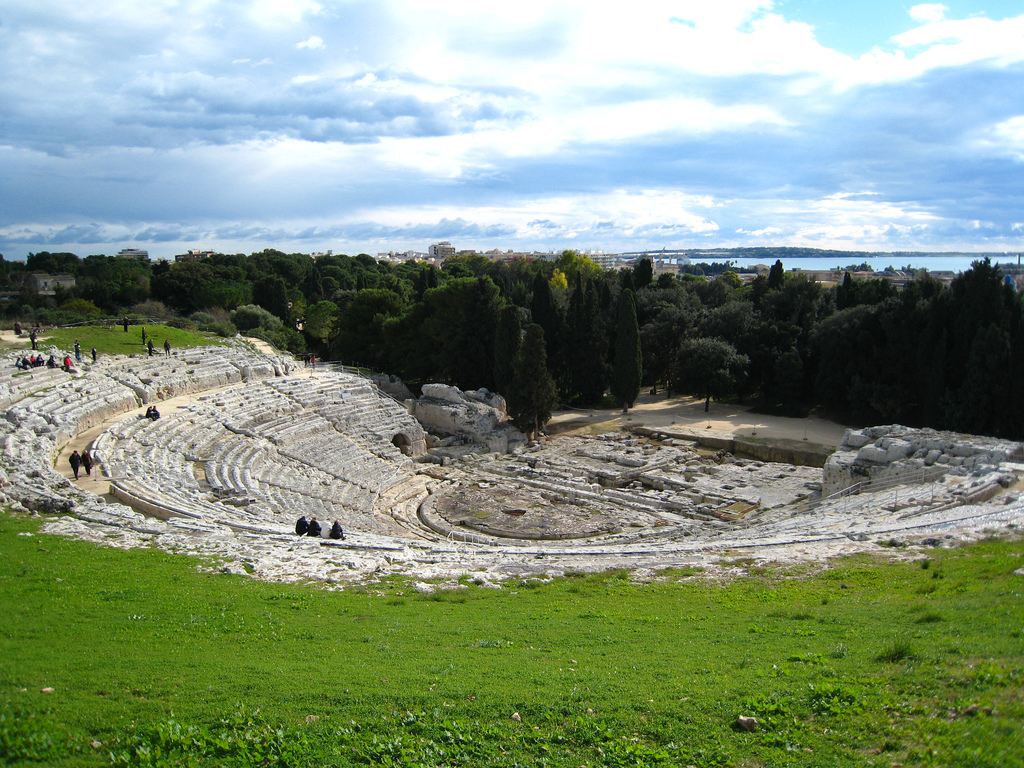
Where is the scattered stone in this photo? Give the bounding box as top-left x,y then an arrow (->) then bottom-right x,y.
736,715 -> 757,731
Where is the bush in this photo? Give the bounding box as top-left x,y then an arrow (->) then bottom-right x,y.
189,311 -> 217,326
58,298 -> 102,316
130,300 -> 173,319
203,320 -> 238,338
231,304 -> 282,333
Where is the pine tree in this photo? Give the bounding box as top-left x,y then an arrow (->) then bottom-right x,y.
610,289 -> 642,412
508,324 -> 559,440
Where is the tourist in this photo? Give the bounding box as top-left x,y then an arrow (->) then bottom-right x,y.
14,321 -> 21,336
329,520 -> 345,540
30,330 -> 37,350
144,405 -> 160,420
81,450 -> 93,477
147,339 -> 154,356
69,450 -> 81,480
62,355 -> 72,371
295,516 -> 309,535
74,340 -> 81,363
141,327 -> 146,344
47,355 -> 57,369
123,316 -> 129,333
306,516 -> 322,537
164,339 -> 171,356
91,346 -> 97,363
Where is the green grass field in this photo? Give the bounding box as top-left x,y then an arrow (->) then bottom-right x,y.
1,510 -> 1021,766
6,325 -> 229,359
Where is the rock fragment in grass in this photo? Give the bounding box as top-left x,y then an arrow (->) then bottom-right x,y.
736,715 -> 757,731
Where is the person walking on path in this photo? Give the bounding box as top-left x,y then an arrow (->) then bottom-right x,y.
81,450 -> 93,477
148,339 -> 154,356
69,450 -> 81,480
164,339 -> 171,356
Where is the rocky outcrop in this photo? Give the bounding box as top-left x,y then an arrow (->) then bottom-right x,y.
407,384 -> 527,454
823,425 -> 1023,496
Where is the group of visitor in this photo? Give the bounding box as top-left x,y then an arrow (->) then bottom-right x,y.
15,354 -> 46,369
15,353 -> 77,372
68,449 -> 94,480
295,516 -> 345,540
143,405 -> 161,421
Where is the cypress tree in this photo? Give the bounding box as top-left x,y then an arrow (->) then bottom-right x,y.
633,258 -> 654,291
610,289 -> 642,412
508,324 -> 559,440
493,305 -> 523,396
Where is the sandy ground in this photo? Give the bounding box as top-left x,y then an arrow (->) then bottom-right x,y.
548,391 -> 848,448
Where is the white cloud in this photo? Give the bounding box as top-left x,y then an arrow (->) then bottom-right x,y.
909,4 -> 947,23
2,0 -> 1024,257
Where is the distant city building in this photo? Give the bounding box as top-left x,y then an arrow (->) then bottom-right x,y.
174,249 -> 214,263
116,248 -> 149,259
428,241 -> 456,260
377,250 -> 429,262
27,273 -> 75,294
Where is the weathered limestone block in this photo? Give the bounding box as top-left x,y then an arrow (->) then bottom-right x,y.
408,384 -> 526,454
823,424 -> 1023,497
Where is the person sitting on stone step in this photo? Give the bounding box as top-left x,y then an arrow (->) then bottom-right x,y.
329,520 -> 345,540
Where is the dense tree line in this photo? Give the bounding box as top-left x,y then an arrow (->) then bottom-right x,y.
3,249 -> 1022,438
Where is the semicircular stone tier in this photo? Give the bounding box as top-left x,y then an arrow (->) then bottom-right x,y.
1,341 -> 1023,585
94,371 -> 429,538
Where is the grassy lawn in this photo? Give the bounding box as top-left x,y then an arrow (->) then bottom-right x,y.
1,510 -> 1021,766
4,325 -> 229,358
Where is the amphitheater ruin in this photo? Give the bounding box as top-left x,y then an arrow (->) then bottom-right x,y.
2,341 -> 1023,587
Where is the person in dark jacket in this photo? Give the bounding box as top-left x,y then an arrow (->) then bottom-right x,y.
306,516 -> 322,537
69,450 -> 81,480
329,520 -> 345,540
295,516 -> 309,535
81,450 -> 94,477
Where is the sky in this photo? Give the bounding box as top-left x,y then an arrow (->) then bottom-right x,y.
1,0 -> 1023,261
